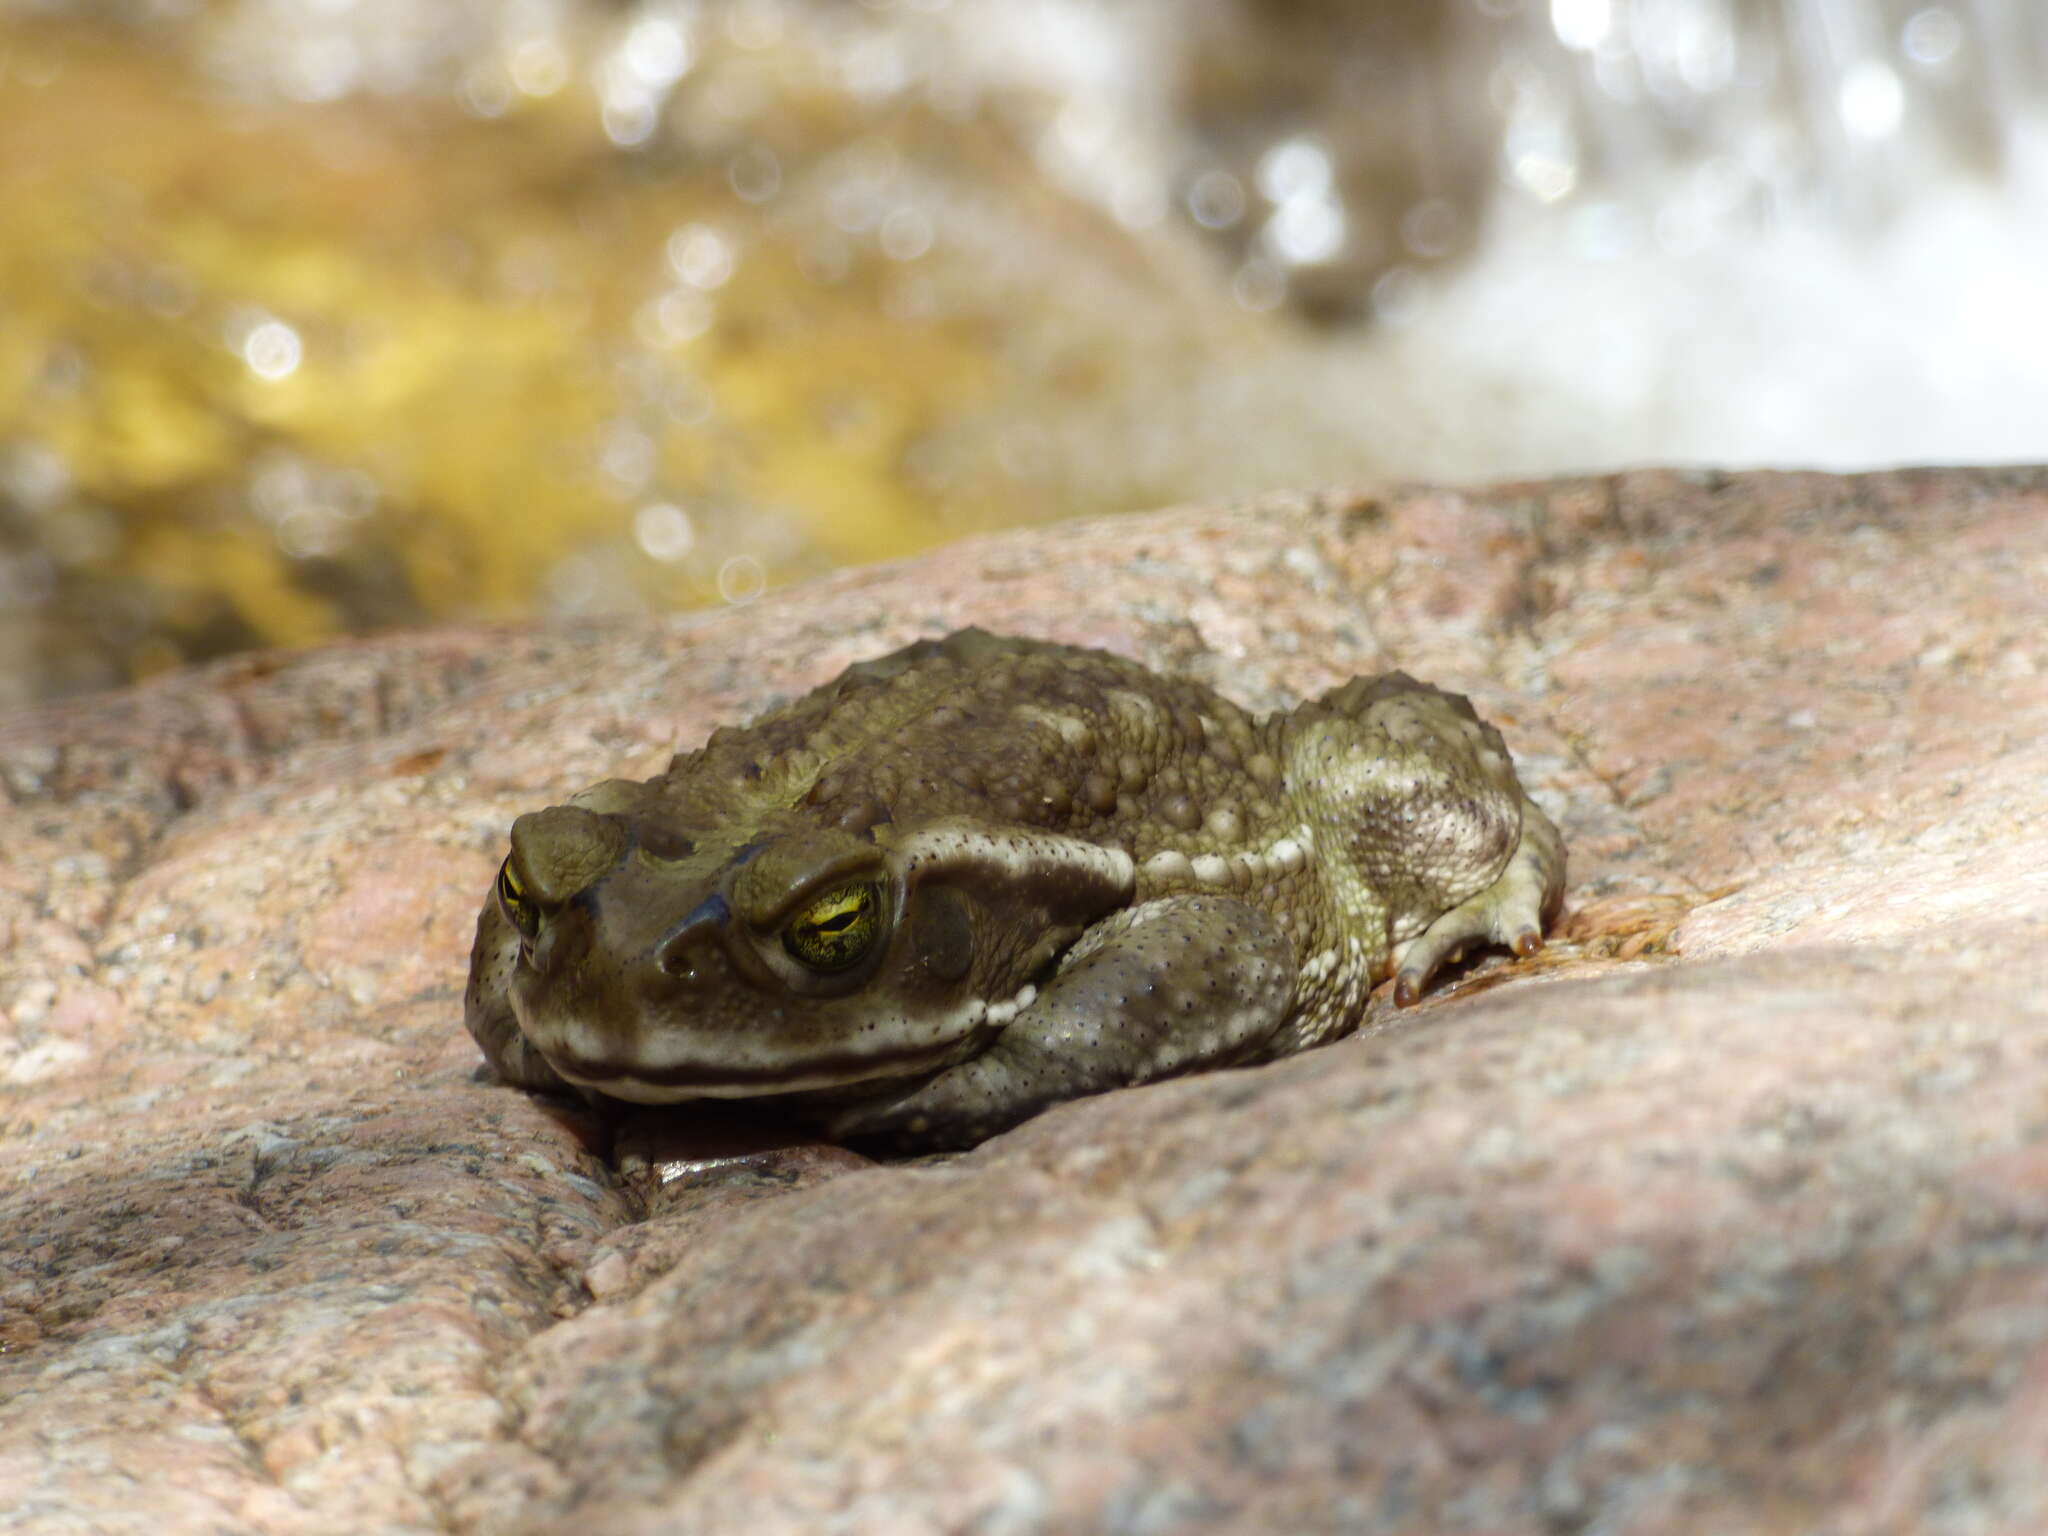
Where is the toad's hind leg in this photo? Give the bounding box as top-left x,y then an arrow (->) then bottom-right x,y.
823,894 -> 1296,1150
1390,793 -> 1564,1005
1282,671 -> 1565,1005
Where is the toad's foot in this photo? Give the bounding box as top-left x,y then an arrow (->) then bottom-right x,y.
1391,794 -> 1565,1007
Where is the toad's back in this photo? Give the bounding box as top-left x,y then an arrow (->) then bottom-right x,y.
682,629 -> 1277,846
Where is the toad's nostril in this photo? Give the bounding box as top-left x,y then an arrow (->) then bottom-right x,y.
656,893 -> 731,981
658,942 -> 706,981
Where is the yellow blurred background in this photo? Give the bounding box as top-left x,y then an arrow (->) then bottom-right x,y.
2,1 -> 2042,703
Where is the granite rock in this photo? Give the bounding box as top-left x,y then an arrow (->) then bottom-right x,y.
3,469 -> 2045,1533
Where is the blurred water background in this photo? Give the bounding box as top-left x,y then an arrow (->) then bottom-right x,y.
1,0 -> 2042,704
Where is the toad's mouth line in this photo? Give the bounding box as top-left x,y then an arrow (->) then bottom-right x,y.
542,1039 -> 968,1101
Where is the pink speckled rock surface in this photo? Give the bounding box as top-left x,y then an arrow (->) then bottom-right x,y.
3,469 -> 2045,1534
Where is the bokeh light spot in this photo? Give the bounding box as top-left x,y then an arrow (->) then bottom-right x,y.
717,554 -> 766,605
240,319 -> 303,381
634,502 -> 696,562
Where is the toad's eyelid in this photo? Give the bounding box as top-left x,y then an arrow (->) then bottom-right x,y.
794,884 -> 874,933
804,889 -> 868,922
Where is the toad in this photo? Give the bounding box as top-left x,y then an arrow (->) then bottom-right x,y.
465,629 -> 1564,1148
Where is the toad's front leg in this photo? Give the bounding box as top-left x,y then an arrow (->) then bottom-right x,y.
823,894 -> 1295,1150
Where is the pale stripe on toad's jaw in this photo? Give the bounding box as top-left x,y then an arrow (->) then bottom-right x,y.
544,976 -> 1048,1101
568,1061 -> 933,1103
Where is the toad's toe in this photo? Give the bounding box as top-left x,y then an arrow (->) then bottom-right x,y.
1391,795 -> 1565,1006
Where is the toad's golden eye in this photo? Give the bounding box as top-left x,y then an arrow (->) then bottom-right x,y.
497,857 -> 540,941
782,881 -> 882,972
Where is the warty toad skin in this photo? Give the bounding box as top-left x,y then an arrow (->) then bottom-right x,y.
465,629 -> 1565,1149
